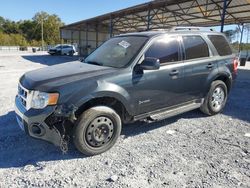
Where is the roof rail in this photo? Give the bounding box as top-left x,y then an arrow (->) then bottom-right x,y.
170,26 -> 214,31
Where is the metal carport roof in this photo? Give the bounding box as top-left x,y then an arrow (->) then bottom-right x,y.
61,0 -> 250,33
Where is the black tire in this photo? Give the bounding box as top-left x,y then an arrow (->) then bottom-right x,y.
69,50 -> 74,56
56,50 -> 62,55
200,80 -> 228,116
73,106 -> 122,156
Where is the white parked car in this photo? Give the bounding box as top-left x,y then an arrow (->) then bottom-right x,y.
48,44 -> 76,56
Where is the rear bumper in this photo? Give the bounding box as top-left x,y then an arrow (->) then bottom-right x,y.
14,96 -> 62,146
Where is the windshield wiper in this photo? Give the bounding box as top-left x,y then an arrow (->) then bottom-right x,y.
85,61 -> 103,66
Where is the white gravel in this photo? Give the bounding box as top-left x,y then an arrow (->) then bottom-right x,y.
0,53 -> 249,188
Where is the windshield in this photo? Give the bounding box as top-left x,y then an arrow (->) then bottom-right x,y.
84,36 -> 148,68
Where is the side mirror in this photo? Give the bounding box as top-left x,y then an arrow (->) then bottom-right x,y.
140,57 -> 160,70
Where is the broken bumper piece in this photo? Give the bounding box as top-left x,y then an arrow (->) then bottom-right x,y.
14,95 -> 62,146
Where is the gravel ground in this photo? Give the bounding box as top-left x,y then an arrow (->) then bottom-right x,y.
0,53 -> 249,188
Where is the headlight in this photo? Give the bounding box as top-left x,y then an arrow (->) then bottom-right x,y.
31,91 -> 59,109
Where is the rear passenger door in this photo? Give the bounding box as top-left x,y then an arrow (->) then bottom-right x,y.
181,35 -> 217,100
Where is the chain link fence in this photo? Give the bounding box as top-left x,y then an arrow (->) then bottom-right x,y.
0,46 -> 51,52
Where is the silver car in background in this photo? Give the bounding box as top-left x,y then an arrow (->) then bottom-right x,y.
48,44 -> 76,56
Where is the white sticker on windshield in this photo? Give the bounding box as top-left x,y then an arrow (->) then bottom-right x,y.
118,40 -> 131,49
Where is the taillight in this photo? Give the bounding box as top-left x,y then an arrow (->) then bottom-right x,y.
233,58 -> 238,73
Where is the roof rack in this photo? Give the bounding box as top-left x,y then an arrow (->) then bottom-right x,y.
149,27 -> 215,32
170,26 -> 214,31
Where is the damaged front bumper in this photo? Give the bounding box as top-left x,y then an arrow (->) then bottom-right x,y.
14,95 -> 62,146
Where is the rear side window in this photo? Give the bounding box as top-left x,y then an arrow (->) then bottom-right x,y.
145,37 -> 179,64
208,35 -> 232,56
183,36 -> 209,60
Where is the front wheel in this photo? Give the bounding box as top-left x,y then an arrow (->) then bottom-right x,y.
73,106 -> 122,156
200,80 -> 228,116
69,50 -> 74,56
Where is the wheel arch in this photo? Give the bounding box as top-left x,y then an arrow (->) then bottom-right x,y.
75,96 -> 133,123
213,74 -> 232,92
206,71 -> 232,94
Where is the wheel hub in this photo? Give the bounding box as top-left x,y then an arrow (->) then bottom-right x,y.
211,86 -> 225,111
86,116 -> 114,147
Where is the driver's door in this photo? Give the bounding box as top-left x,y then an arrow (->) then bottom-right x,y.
132,36 -> 187,115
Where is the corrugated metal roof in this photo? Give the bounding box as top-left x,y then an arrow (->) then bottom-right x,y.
61,0 -> 250,32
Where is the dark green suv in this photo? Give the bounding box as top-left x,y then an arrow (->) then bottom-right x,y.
15,27 -> 238,155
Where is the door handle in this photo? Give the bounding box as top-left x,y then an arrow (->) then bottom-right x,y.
169,70 -> 179,76
206,63 -> 214,69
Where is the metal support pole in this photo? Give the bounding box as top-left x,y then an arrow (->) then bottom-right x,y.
220,0 -> 227,32
78,30 -> 81,55
247,25 -> 249,58
147,8 -> 151,31
109,16 -> 113,37
86,24 -> 89,55
96,24 -> 99,48
60,29 -> 63,45
71,31 -> 73,44
239,24 -> 245,53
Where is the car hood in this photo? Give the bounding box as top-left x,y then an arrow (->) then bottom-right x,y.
20,61 -> 117,91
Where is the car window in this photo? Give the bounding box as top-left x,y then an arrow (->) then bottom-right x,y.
183,36 -> 209,60
84,36 -> 148,68
145,37 -> 179,64
208,35 -> 232,56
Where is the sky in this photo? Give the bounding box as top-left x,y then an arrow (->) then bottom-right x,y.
0,0 -> 151,24
0,0 -> 248,42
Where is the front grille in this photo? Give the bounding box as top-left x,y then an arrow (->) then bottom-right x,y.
18,84 -> 29,108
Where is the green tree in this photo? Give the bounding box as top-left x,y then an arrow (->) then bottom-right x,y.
19,20 -> 38,41
33,11 -> 64,45
2,19 -> 20,34
0,11 -> 64,46
0,16 -> 5,32
0,32 -> 27,46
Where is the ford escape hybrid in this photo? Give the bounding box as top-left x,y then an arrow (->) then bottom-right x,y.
15,27 -> 238,155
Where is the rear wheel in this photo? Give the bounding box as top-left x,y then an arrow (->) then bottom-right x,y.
200,80 -> 228,115
73,106 -> 122,156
